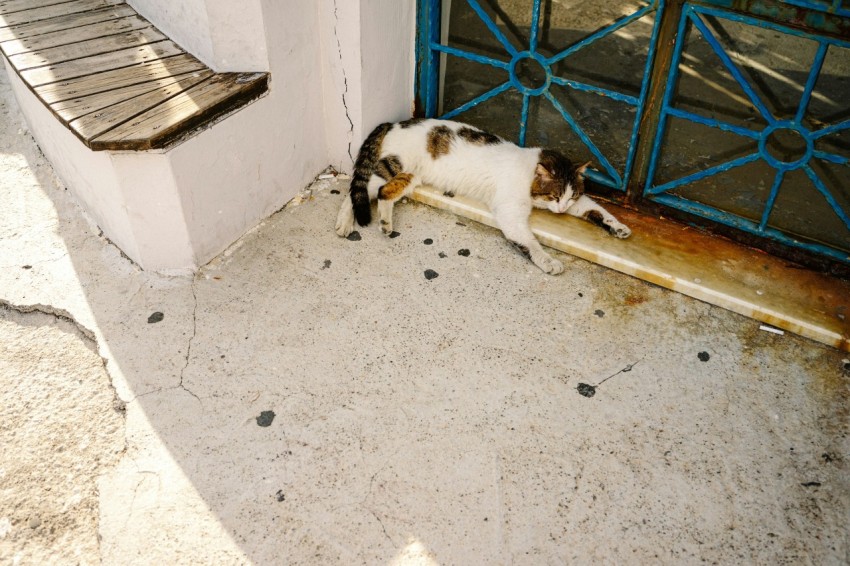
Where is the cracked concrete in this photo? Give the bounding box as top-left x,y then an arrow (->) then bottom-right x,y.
331,0 -> 355,165
2,62 -> 850,564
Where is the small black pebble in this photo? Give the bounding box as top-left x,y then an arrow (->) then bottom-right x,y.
594,310 -> 605,318
424,269 -> 439,280
389,231 -> 401,238
276,490 -> 285,502
346,231 -> 362,241
147,312 -> 164,324
423,238 -> 433,245
698,351 -> 710,362
438,252 -> 447,258
256,410 -> 275,427
800,481 -> 821,488
321,260 -> 332,269
443,191 -> 455,197
578,292 -> 583,297
458,249 -> 470,257
22,265 -> 32,269
577,383 -> 596,398
330,189 -> 340,194
822,453 -> 835,463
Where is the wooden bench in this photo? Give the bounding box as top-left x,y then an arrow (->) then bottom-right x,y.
0,0 -> 269,151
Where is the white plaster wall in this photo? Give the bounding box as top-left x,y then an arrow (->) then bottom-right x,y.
127,0 -> 215,67
359,0 -> 417,133
3,60 -> 141,263
128,0 -> 269,72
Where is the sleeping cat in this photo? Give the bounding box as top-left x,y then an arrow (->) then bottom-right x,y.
335,118 -> 631,274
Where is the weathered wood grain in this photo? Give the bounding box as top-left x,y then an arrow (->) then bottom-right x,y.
51,69 -> 213,122
0,0 -> 80,16
9,26 -> 164,70
21,39 -> 183,86
0,0 -> 123,28
0,4 -> 134,42
35,53 -> 206,104
1,14 -> 150,57
90,73 -> 268,150
70,72 -> 215,139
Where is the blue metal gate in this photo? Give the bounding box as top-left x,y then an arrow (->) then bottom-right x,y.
416,0 -> 850,267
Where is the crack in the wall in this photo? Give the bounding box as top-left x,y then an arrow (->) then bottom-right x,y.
332,0 -> 355,165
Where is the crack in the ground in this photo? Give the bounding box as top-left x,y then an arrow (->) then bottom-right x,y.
332,0 -> 354,165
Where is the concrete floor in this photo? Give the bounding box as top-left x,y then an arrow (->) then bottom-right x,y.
1,67 -> 849,565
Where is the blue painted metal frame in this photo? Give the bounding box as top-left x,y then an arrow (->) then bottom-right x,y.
417,0 -> 665,192
781,0 -> 850,17
644,3 -> 850,262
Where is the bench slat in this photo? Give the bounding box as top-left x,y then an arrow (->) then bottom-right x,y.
0,0 -> 79,16
0,4 -> 134,42
9,26 -> 164,70
90,72 -> 268,150
1,14 -> 151,57
0,0 -> 123,28
22,39 -> 183,86
52,69 -> 213,122
35,52 -> 206,104
70,71 -> 214,139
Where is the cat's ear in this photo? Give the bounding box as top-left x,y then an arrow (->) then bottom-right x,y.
576,161 -> 592,177
535,163 -> 554,181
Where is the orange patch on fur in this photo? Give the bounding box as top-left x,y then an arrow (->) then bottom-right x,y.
378,173 -> 414,200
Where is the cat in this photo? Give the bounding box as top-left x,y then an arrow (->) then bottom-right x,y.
335,118 -> 631,274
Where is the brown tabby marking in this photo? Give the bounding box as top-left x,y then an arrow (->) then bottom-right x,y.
378,173 -> 414,200
427,125 -> 454,159
399,117 -> 425,129
376,155 -> 403,180
458,127 -> 501,145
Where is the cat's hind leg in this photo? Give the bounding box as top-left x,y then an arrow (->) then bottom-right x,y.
335,195 -> 355,237
377,173 -> 416,235
566,195 -> 631,239
494,206 -> 564,275
335,175 -> 384,237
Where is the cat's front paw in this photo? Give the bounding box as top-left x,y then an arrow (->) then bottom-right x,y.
609,223 -> 631,239
380,219 -> 393,235
536,256 -> 564,275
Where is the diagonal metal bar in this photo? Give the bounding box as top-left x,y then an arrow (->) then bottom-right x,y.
759,169 -> 785,231
647,152 -> 761,195
465,0 -> 518,57
519,93 -> 530,146
666,107 -> 762,139
441,80 -> 512,120
811,118 -> 850,139
813,151 -> 849,166
795,41 -> 829,124
550,76 -> 639,105
430,43 -> 511,70
803,165 -> 850,231
689,13 -> 776,125
529,0 -> 542,53
545,90 -> 622,185
545,3 -> 654,66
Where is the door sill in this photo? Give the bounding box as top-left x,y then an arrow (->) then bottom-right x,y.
413,186 -> 850,352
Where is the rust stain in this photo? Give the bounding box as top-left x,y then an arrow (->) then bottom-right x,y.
624,294 -> 648,306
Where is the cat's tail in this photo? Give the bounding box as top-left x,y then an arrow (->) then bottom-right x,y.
350,122 -> 393,226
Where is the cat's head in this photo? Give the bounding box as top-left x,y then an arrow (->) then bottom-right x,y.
531,149 -> 590,214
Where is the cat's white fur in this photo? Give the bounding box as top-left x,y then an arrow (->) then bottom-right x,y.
336,119 -> 630,274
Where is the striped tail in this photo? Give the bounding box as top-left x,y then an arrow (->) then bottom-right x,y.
351,122 -> 393,226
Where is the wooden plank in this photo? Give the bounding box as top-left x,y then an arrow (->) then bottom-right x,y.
0,4 -> 134,42
1,14 -> 151,57
21,39 -> 183,86
0,0 -> 76,16
9,26 -> 164,70
90,72 -> 269,150
35,53 -> 205,104
0,0 -> 123,28
70,72 -> 215,140
51,69 -> 213,122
